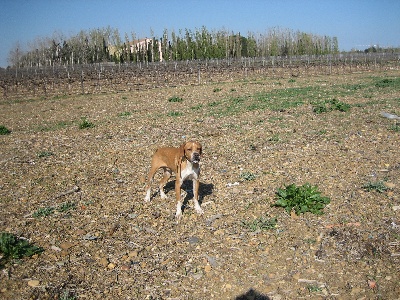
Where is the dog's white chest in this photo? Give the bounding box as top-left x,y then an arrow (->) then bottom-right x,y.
180,163 -> 199,181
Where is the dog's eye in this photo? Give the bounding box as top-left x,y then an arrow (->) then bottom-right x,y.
187,148 -> 192,151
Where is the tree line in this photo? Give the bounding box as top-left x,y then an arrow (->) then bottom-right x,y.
8,26 -> 342,67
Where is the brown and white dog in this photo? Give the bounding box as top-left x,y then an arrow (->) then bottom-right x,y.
144,141 -> 203,219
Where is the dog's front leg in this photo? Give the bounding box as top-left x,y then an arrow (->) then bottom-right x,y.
193,179 -> 203,215
175,179 -> 183,219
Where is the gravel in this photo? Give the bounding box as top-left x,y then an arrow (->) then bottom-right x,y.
1,70 -> 399,299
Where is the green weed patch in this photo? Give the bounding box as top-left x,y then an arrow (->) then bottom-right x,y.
79,117 -> 95,129
33,201 -> 77,218
375,77 -> 400,88
241,216 -> 278,232
0,232 -> 44,265
272,183 -> 330,215
240,171 -> 257,181
168,96 -> 183,102
38,121 -> 69,132
37,151 -> 54,158
0,125 -> 12,135
313,98 -> 351,114
167,111 -> 184,117
362,181 -> 388,193
118,111 -> 132,117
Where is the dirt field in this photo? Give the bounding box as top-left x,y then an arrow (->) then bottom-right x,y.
0,69 -> 399,299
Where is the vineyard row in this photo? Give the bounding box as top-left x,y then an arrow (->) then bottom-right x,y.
1,53 -> 399,101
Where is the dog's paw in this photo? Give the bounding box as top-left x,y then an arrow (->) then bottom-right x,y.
195,207 -> 204,215
175,210 -> 182,220
144,190 -> 151,202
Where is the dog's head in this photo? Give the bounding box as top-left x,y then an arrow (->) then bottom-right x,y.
180,141 -> 202,164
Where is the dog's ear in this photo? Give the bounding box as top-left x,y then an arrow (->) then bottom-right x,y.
179,142 -> 186,157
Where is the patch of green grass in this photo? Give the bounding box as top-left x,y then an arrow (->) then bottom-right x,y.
389,123 -> 400,132
213,88 -> 222,92
118,111 -> 132,117
0,232 -> 44,264
307,285 -> 323,293
362,181 -> 388,193
313,104 -> 329,114
33,201 -> 76,218
208,101 -> 221,107
313,98 -> 351,114
342,83 -> 365,91
167,111 -> 183,117
168,96 -> 183,102
272,183 -> 330,215
0,125 -> 12,135
191,104 -> 203,110
33,207 -> 55,218
60,290 -> 77,300
249,144 -> 257,151
6,98 -> 37,105
79,117 -> 95,129
37,151 -> 54,158
52,94 -> 69,100
57,201 -> 76,213
38,121 -> 69,132
208,86 -> 312,116
375,77 -> 400,88
268,134 -> 280,142
254,88 -> 306,111
241,216 -> 278,232
268,116 -> 283,123
305,238 -> 317,244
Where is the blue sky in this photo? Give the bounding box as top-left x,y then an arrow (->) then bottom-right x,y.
1,0 -> 399,68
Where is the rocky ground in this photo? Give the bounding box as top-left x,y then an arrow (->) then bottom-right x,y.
0,70 -> 399,299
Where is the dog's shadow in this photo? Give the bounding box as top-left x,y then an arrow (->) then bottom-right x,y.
163,180 -> 214,212
235,288 -> 270,300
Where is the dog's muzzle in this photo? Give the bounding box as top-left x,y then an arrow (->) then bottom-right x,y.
191,153 -> 201,164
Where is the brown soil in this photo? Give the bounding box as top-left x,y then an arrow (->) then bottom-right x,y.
0,70 -> 399,299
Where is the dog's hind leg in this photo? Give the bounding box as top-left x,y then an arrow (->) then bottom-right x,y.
144,165 -> 159,202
